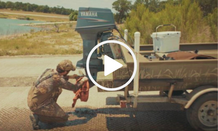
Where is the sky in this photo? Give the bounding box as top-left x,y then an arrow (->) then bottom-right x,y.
1,0 -> 136,11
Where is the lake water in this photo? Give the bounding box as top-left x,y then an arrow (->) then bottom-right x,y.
0,18 -> 43,36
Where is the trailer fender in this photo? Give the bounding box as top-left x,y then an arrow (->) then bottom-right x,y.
185,87 -> 218,109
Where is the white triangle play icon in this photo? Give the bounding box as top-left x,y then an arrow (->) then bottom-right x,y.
104,55 -> 123,76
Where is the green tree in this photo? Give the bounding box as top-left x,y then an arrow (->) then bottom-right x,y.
69,11 -> 78,21
206,8 -> 218,41
0,1 -> 74,15
180,0 -> 206,42
31,4 -> 38,11
42,5 -> 49,13
133,0 -> 149,9
133,0 -> 162,12
194,0 -> 217,16
6,1 -> 13,8
112,0 -> 132,24
125,4 -> 155,44
0,1 -> 6,9
124,0 -> 211,44
26,3 -> 30,11
148,0 -> 159,12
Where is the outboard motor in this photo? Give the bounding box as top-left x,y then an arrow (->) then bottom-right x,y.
75,7 -> 118,79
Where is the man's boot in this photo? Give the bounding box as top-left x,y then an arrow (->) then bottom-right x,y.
29,114 -> 40,130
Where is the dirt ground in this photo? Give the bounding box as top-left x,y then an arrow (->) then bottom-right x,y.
0,104 -> 196,131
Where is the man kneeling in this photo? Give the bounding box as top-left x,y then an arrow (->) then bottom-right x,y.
27,60 -> 88,130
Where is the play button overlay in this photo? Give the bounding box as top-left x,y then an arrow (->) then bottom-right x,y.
104,55 -> 123,76
86,40 -> 137,91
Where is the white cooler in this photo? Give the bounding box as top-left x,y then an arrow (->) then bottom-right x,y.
151,24 -> 181,53
151,31 -> 181,52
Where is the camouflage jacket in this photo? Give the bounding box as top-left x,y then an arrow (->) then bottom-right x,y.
27,69 -> 80,111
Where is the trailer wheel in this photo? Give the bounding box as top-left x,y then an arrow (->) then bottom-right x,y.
186,92 -> 217,131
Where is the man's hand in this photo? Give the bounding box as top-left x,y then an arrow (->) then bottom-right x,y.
76,77 -> 89,87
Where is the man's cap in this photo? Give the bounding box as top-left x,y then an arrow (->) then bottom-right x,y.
58,60 -> 76,71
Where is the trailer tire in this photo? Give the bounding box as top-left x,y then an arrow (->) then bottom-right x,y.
186,92 -> 217,131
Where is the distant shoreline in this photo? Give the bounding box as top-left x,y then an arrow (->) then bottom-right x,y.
1,12 -> 68,19
0,9 -> 70,22
19,21 -> 75,26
